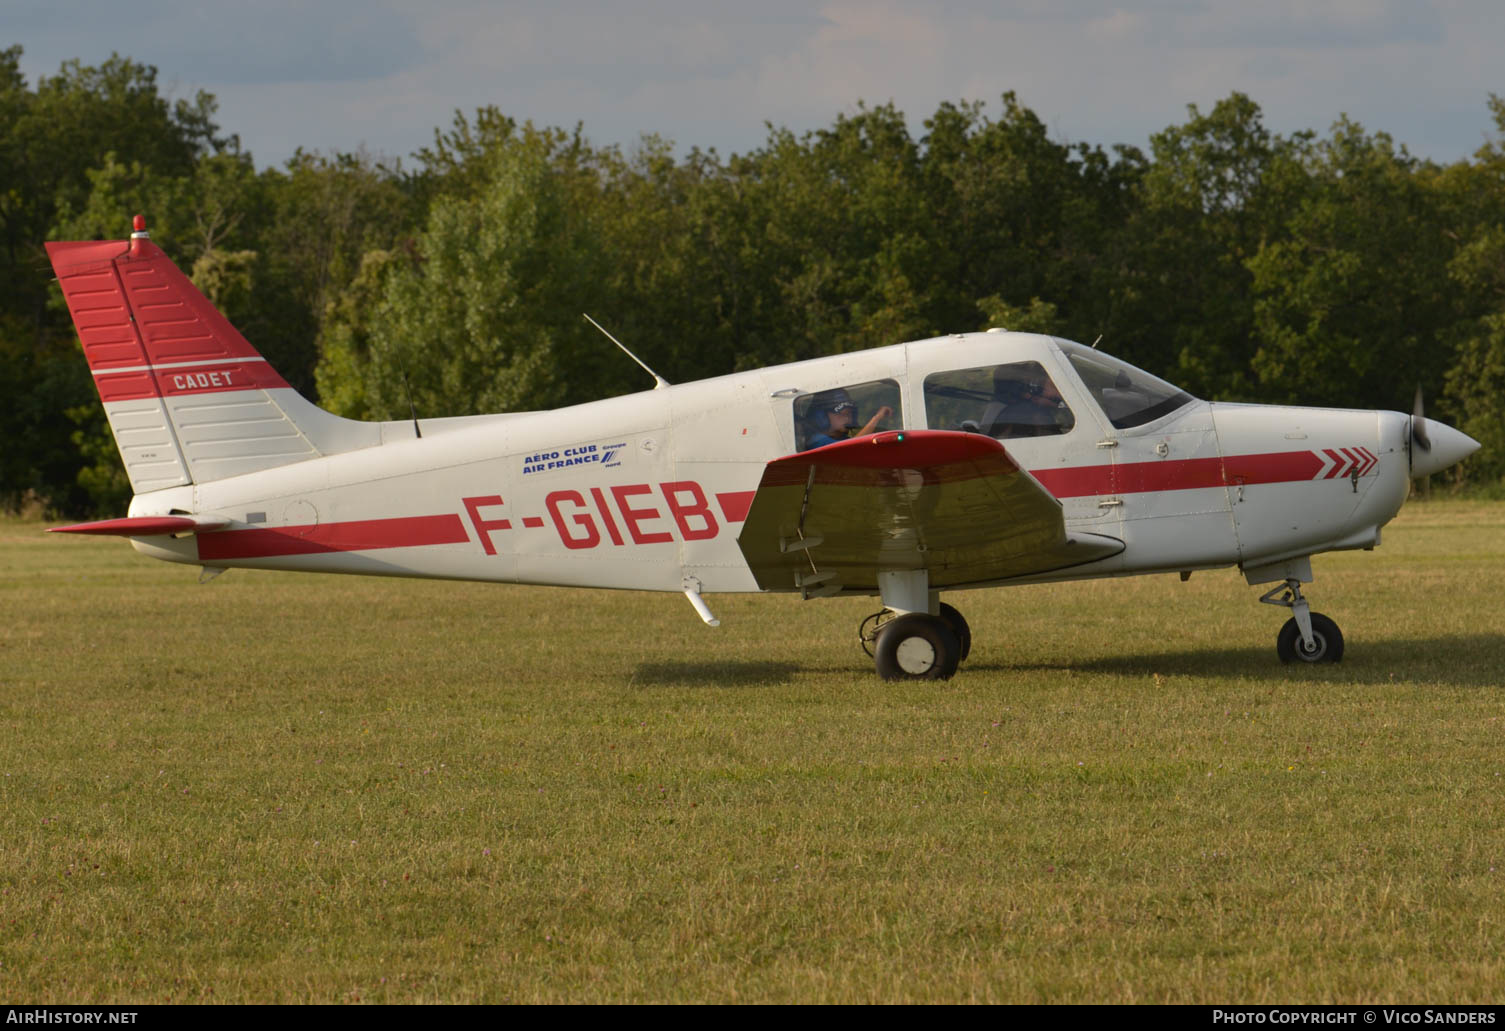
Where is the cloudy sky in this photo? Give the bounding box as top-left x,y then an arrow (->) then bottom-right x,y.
11,0 -> 1504,169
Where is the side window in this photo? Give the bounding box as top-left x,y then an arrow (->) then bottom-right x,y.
923,362 -> 1075,439
794,378 -> 902,451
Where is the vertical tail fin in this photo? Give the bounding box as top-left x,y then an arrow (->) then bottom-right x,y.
46,216 -> 378,492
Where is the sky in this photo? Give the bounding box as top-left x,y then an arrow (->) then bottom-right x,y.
10,0 -> 1504,170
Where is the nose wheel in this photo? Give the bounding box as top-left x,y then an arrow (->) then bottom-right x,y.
1276,612 -> 1344,663
1261,578 -> 1344,664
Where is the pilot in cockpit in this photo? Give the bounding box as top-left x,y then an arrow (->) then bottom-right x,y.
974,363 -> 1071,439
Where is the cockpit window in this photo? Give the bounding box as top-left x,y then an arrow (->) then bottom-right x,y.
794,378 -> 901,451
1062,346 -> 1194,429
923,362 -> 1075,439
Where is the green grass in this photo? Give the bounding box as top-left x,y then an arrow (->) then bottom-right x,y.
1,501 -> 1503,1003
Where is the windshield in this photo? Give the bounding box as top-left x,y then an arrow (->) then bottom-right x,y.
1059,343 -> 1195,430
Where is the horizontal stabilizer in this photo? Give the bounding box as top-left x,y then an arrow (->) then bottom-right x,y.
49,515 -> 230,537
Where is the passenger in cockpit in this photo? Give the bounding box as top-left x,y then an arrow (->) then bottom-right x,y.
803,390 -> 894,450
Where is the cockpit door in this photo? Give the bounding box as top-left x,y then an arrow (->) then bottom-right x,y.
1057,343 -> 1234,569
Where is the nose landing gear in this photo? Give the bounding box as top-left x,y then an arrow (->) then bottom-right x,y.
1260,578 -> 1345,663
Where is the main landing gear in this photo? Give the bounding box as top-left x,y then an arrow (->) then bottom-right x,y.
1260,577 -> 1345,664
860,603 -> 972,680
859,571 -> 972,681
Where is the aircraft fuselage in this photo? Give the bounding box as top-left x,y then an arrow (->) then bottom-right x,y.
124,331 -> 1445,597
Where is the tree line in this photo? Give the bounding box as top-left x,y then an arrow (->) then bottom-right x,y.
5,45 -> 1504,516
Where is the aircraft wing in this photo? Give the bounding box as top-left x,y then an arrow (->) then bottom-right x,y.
736,430 -> 1123,595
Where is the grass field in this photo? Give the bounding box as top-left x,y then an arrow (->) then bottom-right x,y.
2,500 -> 1503,1003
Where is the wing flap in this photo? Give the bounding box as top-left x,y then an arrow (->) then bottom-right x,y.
736,430 -> 1122,592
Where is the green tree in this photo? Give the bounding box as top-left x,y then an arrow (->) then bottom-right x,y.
919,94 -> 1138,345
1108,93 -> 1291,398
316,122 -> 614,418
976,296 -> 1065,335
721,104 -> 933,363
1434,96 -> 1505,484
1247,119 -> 1454,409
263,150 -> 416,392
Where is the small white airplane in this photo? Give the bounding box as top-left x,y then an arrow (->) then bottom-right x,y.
46,217 -> 1479,679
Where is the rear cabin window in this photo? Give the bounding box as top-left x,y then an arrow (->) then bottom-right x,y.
794,378 -> 902,451
923,362 -> 1076,439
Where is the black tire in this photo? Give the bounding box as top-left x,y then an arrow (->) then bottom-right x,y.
874,613 -> 961,681
937,602 -> 972,662
1276,612 -> 1344,664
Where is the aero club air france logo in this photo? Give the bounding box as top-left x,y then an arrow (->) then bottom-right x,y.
521,440 -> 628,476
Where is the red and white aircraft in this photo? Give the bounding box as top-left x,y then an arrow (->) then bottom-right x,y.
46,217 -> 1480,679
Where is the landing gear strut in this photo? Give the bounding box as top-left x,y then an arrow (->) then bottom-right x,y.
1260,578 -> 1344,664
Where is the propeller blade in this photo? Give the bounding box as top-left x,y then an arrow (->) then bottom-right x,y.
1412,385 -> 1432,453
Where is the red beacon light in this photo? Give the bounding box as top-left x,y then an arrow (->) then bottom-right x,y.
129,214 -> 149,256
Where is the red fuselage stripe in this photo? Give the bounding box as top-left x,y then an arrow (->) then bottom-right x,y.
196,514 -> 469,561
1031,451 -> 1327,498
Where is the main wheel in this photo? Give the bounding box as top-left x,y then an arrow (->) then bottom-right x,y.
1276,612 -> 1344,664
937,602 -> 972,662
874,614 -> 961,681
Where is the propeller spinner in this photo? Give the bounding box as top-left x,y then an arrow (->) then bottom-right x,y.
1409,386 -> 1480,478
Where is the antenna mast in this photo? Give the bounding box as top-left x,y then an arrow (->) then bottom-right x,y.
583,314 -> 669,390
